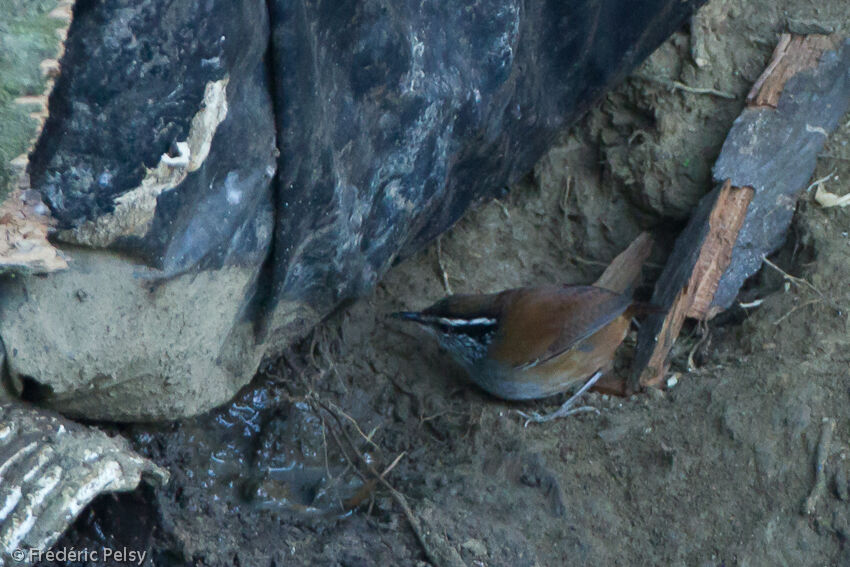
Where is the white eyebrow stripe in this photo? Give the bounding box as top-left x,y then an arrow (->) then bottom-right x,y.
436,317 -> 497,326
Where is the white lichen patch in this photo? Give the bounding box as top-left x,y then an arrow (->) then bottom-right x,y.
58,77 -> 230,247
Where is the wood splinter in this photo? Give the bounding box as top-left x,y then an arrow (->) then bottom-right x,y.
630,181 -> 753,389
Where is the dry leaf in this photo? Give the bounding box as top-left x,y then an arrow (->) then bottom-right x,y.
814,183 -> 850,208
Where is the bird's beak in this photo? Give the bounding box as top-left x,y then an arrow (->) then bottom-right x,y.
389,311 -> 425,323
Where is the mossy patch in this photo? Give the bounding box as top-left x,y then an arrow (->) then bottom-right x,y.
0,0 -> 67,200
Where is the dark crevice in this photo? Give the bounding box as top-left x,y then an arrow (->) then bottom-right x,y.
246,0 -> 284,344
0,336 -> 9,396
18,375 -> 54,403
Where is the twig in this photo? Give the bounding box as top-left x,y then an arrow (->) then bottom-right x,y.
324,401 -> 382,452
291,361 -> 464,566
420,411 -> 450,424
805,171 -> 835,193
321,401 -> 463,567
559,175 -> 573,215
317,330 -> 348,394
773,298 -> 821,326
377,478 -> 466,567
307,332 -> 320,371
320,419 -> 332,482
818,153 -> 850,162
764,255 -> 835,324
762,257 -> 842,315
762,257 -> 816,291
628,129 -> 649,146
686,320 -> 711,372
670,80 -> 737,99
634,73 -> 737,99
493,198 -> 511,219
321,411 -> 368,482
746,33 -> 792,103
573,255 -> 609,267
381,451 -> 406,478
435,237 -> 453,294
803,418 -> 836,516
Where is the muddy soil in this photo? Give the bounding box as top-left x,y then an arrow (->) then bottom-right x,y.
45,0 -> 850,565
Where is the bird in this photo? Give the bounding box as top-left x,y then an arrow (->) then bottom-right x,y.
392,284 -> 647,422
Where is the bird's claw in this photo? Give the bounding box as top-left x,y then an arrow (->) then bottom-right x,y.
514,370 -> 605,426
515,405 -> 600,427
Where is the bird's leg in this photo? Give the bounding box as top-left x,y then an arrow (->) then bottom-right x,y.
516,371 -> 603,425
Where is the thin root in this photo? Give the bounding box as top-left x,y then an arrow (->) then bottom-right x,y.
687,320 -> 711,372
805,170 -> 835,193
494,198 -> 511,219
763,257 -> 823,297
559,176 -> 573,215
773,298 -> 821,326
435,237 -> 453,294
762,257 -> 843,317
803,417 -> 836,516
314,396 -> 463,566
669,80 -> 736,99
634,73 -> 737,99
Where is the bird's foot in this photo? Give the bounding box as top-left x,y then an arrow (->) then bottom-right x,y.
515,371 -> 603,426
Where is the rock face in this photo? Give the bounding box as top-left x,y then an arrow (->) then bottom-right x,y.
0,0 -> 704,420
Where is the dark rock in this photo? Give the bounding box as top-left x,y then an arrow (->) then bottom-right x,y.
266,0 -> 707,343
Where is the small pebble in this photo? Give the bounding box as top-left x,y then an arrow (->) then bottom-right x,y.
647,386 -> 665,401
786,17 -> 835,35
461,539 -> 488,558
598,424 -> 630,444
